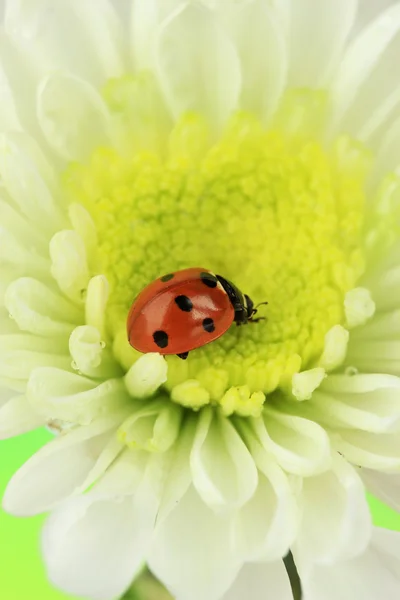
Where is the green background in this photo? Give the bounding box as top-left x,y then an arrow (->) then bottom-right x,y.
1,430 -> 400,600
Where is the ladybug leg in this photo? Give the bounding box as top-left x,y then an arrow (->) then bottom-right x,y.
177,352 -> 189,360
249,316 -> 266,324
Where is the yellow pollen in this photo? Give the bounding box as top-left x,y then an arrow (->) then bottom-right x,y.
62,76 -> 370,414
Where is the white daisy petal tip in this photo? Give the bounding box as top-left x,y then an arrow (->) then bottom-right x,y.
124,353 -> 168,399
49,230 -> 90,302
292,367 -> 327,401
69,325 -> 104,372
118,401 -> 182,453
85,274 -> 110,336
344,287 -> 376,329
319,324 -> 349,372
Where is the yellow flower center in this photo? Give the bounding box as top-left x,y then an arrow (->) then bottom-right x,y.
62,76 -> 371,415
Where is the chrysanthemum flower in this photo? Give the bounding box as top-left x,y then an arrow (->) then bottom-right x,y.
1,0 -> 400,598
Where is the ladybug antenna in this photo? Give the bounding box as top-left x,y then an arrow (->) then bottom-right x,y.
254,301 -> 269,310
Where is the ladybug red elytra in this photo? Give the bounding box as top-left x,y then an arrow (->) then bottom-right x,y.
127,267 -> 267,360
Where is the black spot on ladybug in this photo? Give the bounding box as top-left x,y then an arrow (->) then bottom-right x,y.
153,330 -> 169,348
160,273 -> 174,282
200,272 -> 218,288
202,318 -> 215,333
175,295 -> 193,312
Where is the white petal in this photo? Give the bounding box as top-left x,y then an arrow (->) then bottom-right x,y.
156,2 -> 241,129
3,414 -> 124,515
252,407 -> 332,476
90,447 -> 149,497
374,116 -> 400,180
292,367 -> 326,401
0,386 -> 15,407
333,428 -> 400,472
288,0 -> 357,87
190,408 -> 258,511
37,72 -> 111,161
0,394 -> 43,438
302,527 -> 400,600
42,494 -> 151,600
232,428 -> 298,562
157,416 -> 196,523
330,3 -> 400,139
49,230 -> 90,302
69,325 -> 121,380
0,199 -> 47,254
222,562 -> 293,600
220,0 -> 287,121
0,48 -> 22,131
27,368 -> 130,425
0,223 -> 49,281
4,0 -> 125,84
0,31 -> 44,138
5,277 -> 81,338
344,287 -> 376,328
309,374 -> 400,433
361,468 -> 400,512
0,131 -> 64,231
149,486 -> 241,600
319,325 -> 349,371
363,264 -> 400,312
118,400 -> 182,452
125,353 -> 168,399
295,454 -> 372,577
131,0 -> 183,69
0,334 -> 70,390
347,339 -> 400,376
85,275 -> 110,338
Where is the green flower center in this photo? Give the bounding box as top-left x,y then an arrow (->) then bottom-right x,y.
62,76 -> 370,415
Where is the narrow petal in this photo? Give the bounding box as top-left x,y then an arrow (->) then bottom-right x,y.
4,0 -> 125,83
0,200 -> 48,254
295,454 -> 372,577
361,469 -> 400,512
307,374 -> 400,433
302,527 -> 400,600
3,414 -> 125,515
124,353 -> 168,399
190,408 -> 258,511
131,0 -> 183,69
252,407 -> 332,476
149,486 -> 241,600
156,2 -> 241,130
37,72 -> 111,160
42,494 -> 151,600
288,0 -> 357,86
0,394 -> 43,439
222,562 -> 293,600
157,417 -> 196,523
118,400 -> 182,452
347,340 -> 400,376
0,334 -> 70,391
0,131 -> 64,232
330,3 -> 400,139
49,230 -> 90,302
5,277 -> 81,338
333,428 -> 400,472
27,368 -> 130,425
69,326 -> 121,380
232,428 -> 298,562
220,0 -> 287,121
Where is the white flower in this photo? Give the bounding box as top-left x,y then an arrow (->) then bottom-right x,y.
1,0 -> 400,599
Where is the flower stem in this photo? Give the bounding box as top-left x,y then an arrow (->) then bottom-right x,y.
283,551 -> 302,600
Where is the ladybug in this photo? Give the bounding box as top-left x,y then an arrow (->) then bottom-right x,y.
127,267 -> 267,360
